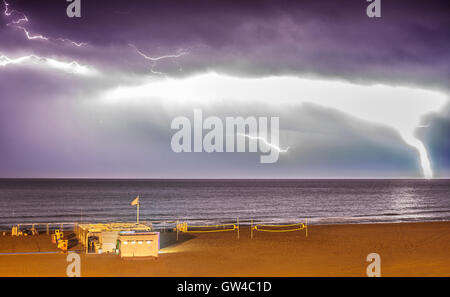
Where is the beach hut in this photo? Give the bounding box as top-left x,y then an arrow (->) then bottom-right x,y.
76,222 -> 153,254
118,232 -> 160,258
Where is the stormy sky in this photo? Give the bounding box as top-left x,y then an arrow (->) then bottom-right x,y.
0,0 -> 449,178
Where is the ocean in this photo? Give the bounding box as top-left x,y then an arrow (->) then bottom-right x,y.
0,179 -> 449,230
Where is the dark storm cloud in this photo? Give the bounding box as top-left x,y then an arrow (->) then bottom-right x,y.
2,0 -> 449,89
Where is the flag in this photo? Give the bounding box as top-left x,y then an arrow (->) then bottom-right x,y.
131,196 -> 139,206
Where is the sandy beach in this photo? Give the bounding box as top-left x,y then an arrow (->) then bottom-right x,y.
0,221 -> 449,277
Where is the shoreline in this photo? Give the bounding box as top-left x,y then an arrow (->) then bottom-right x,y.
1,221 -> 449,276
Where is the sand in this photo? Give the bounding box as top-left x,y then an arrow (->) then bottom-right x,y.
0,221 -> 449,276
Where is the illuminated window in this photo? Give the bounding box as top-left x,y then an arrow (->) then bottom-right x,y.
138,241 -> 143,244
131,241 -> 136,244
146,240 -> 152,244
123,241 -> 128,245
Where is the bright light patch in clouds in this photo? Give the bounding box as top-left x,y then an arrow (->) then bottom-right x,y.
104,73 -> 448,178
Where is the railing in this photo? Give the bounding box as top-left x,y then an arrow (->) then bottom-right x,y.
3,219 -> 309,239
9,222 -> 78,235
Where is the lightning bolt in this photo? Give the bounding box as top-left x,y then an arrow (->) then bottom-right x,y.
129,43 -> 188,76
9,14 -> 27,24
130,45 -> 188,61
2,0 -> 87,46
56,38 -> 88,47
3,0 -> 49,40
3,0 -> 12,16
1,2 -> 95,77
238,133 -> 290,153
0,53 -> 96,75
10,25 -> 49,40
403,136 -> 433,179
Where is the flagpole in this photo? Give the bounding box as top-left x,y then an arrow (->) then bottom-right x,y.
137,202 -> 140,224
131,195 -> 140,224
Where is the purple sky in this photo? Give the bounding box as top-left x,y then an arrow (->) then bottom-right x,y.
0,0 -> 449,178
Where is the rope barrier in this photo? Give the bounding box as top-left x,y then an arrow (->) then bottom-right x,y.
254,226 -> 305,232
177,222 -> 238,233
176,219 -> 240,240
251,219 -> 308,238
177,218 -> 307,240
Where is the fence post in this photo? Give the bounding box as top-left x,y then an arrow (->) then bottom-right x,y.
251,219 -> 253,239
237,217 -> 240,240
305,218 -> 308,238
